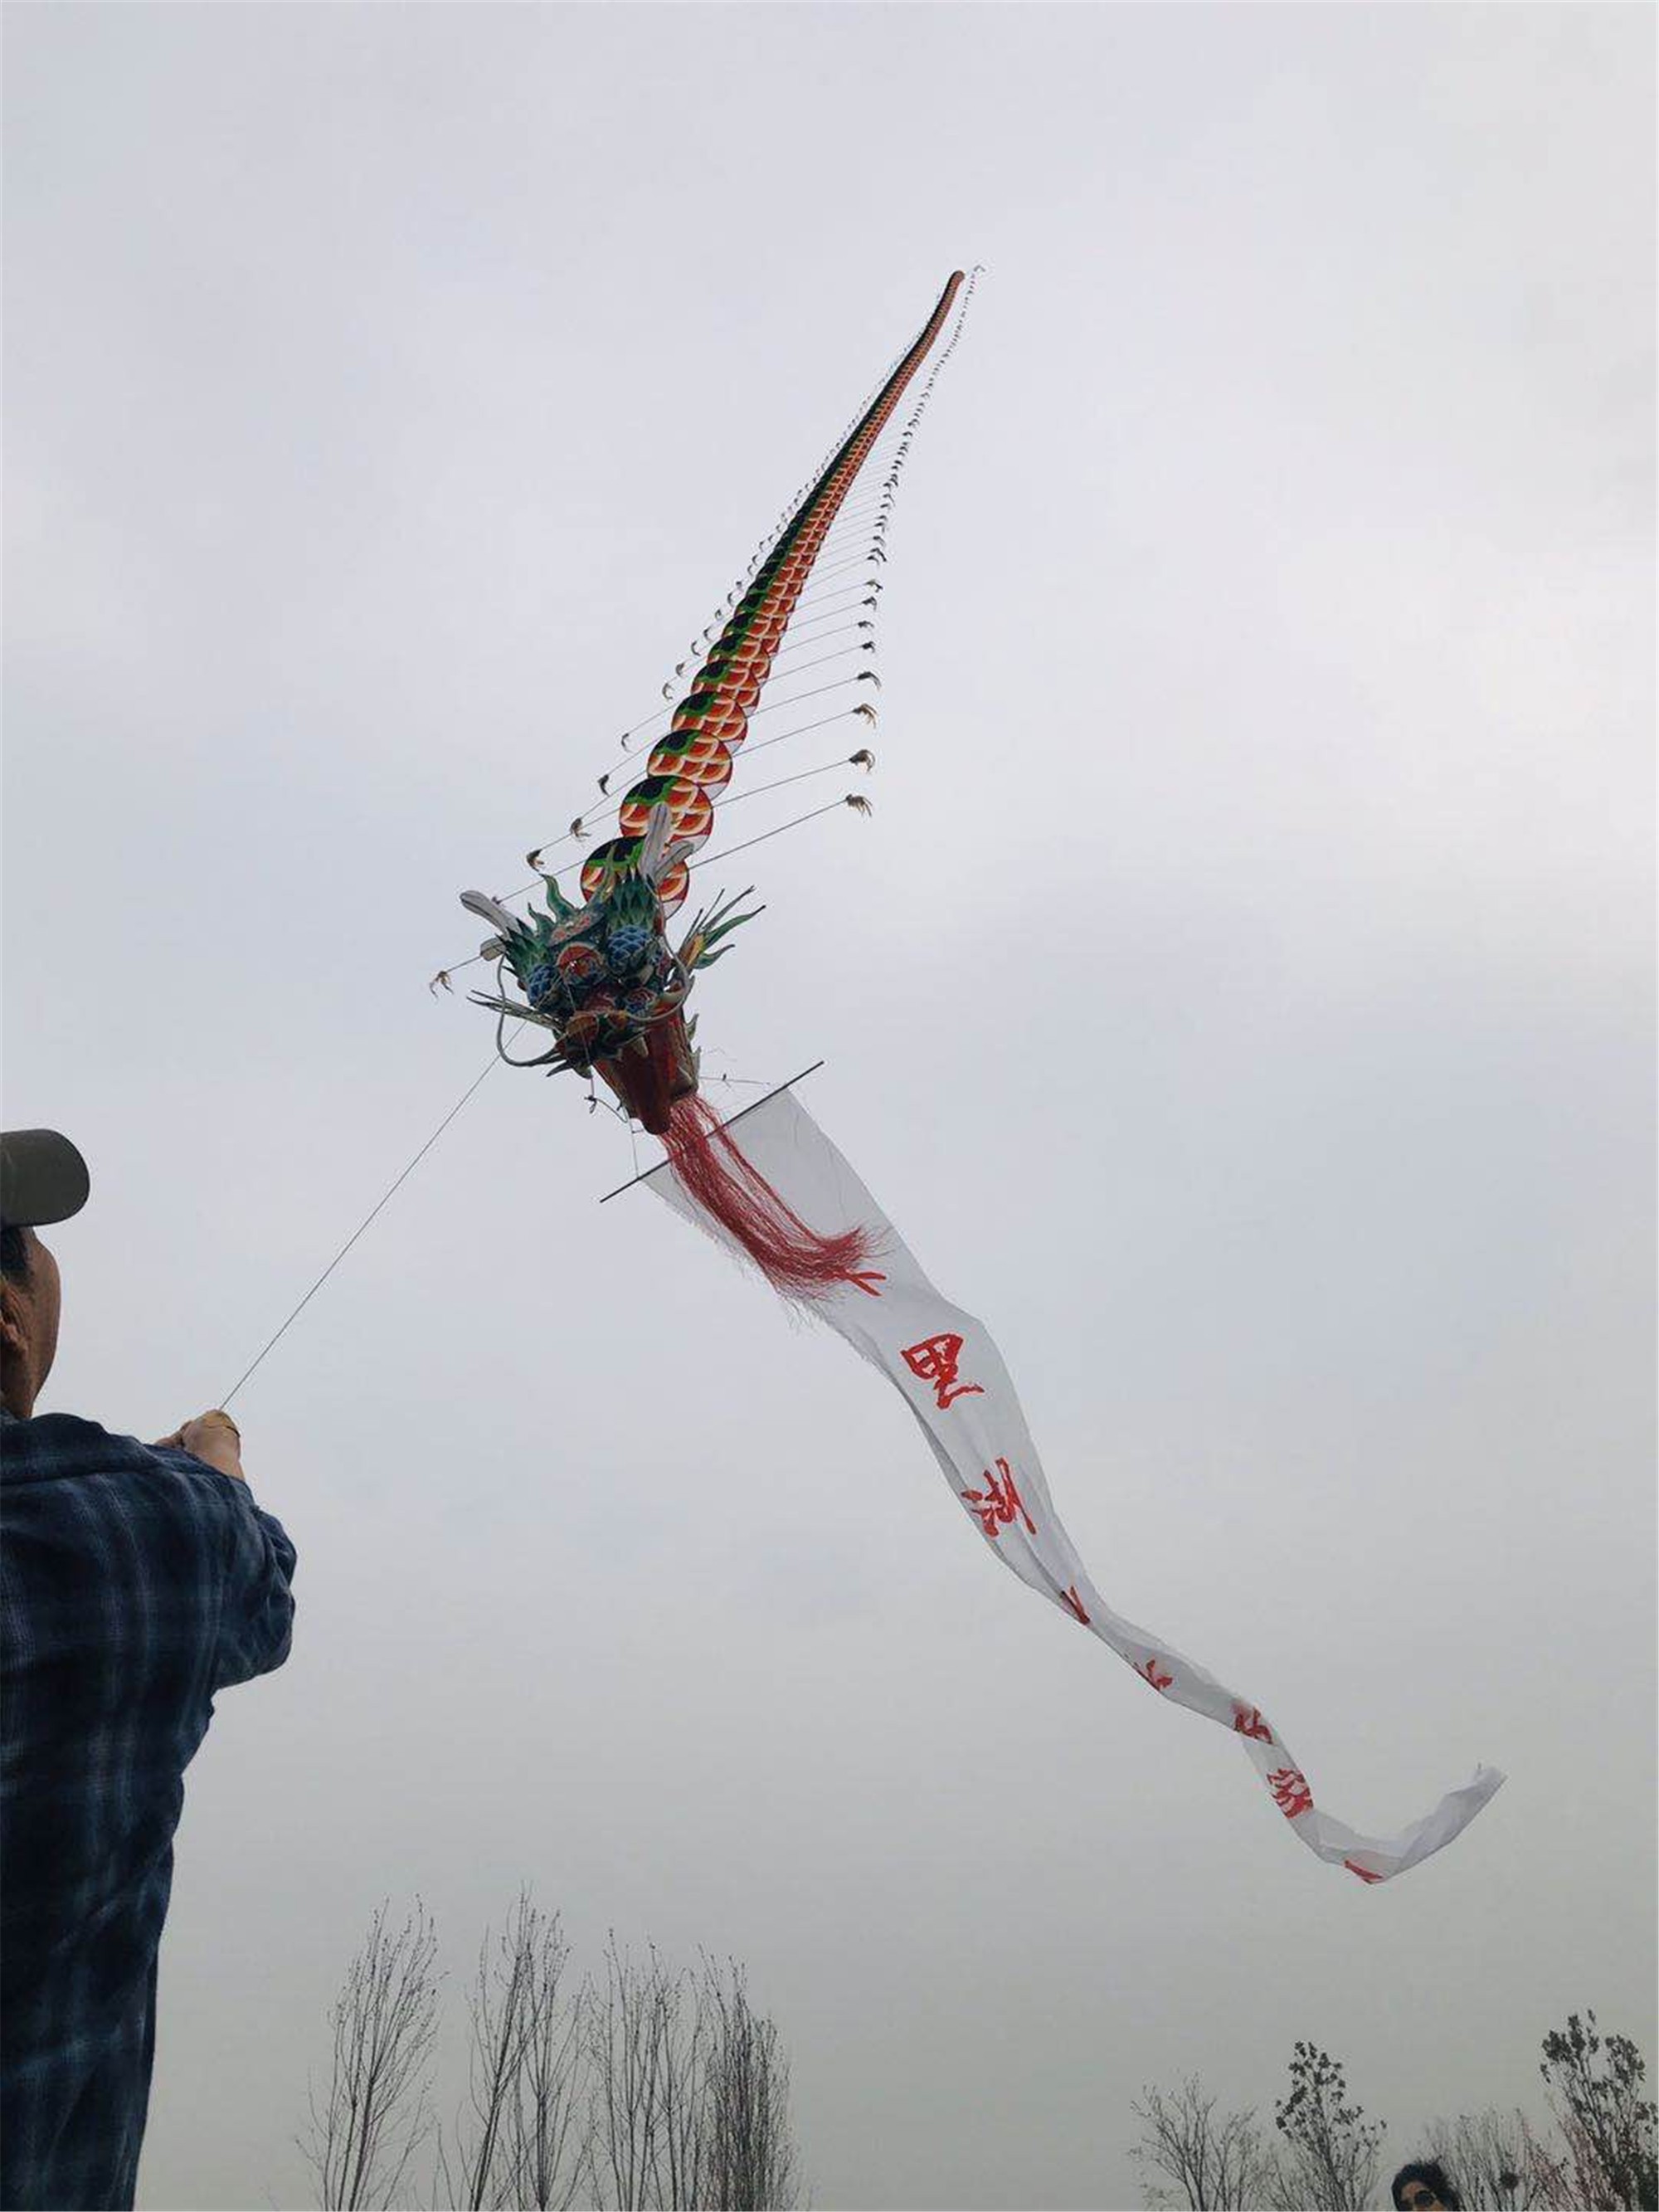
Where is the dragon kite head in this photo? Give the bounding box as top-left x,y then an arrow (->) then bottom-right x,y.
464,810 -> 728,1133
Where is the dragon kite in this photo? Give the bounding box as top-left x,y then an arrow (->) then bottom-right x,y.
460,271 -> 966,1293
452,270 -> 1504,1883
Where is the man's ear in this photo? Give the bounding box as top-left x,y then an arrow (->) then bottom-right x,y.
0,1277 -> 29,1357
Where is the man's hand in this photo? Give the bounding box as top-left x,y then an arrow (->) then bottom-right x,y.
153,1409 -> 246,1483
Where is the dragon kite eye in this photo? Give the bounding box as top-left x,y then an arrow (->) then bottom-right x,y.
557,942 -> 603,982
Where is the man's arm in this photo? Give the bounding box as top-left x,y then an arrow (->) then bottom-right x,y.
216,1475 -> 296,1688
152,1410 -> 297,1689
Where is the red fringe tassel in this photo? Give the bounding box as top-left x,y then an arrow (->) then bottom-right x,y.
664,1094 -> 879,1298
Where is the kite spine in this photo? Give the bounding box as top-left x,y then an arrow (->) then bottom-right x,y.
582,270 -> 969,914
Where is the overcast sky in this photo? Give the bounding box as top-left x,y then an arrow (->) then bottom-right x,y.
3,6 -> 1654,2208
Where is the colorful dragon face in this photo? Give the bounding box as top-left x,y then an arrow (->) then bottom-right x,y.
465,838 -> 761,1133
504,876 -> 683,1070
463,855 -> 735,1133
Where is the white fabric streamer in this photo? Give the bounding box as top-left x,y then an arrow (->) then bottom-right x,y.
649,1088 -> 1504,1883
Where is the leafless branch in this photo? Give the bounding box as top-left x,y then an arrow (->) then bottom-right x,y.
589,1937 -> 672,2210
299,1900 -> 440,2211
699,1956 -> 800,2212
1422,2108 -> 1553,2209
434,1890 -> 547,2211
505,1902 -> 591,2211
1130,2077 -> 1277,2210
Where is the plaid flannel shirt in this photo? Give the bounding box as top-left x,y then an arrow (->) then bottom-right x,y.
1,1410 -> 296,2211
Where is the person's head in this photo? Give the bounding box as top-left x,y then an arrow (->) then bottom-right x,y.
0,1131 -> 89,1420
1393,2161 -> 1462,2212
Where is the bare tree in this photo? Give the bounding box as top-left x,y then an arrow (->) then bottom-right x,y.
584,1939 -> 800,2210
1271,2042 -> 1384,2212
300,1903 -> 803,2212
1131,2077 -> 1277,2210
300,1900 -> 440,2211
588,1937 -> 684,2210
1421,2110 -> 1550,2209
435,1891 -> 556,2211
700,1957 -> 800,2212
651,1956 -> 710,2212
504,1904 -> 590,2212
1530,2015 -> 1657,2211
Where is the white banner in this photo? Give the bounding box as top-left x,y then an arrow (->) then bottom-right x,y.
649,1087 -> 1503,1883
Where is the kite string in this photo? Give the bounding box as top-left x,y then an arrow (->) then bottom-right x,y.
735,707 -> 865,763
705,751 -> 872,814
523,705 -> 866,873
685,796 -> 851,870
604,568 -> 878,751
525,435 -> 901,842
530,660 -> 875,860
503,670 -> 878,892
218,1059 -> 500,1410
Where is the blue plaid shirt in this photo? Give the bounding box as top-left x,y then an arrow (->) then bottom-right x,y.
1,1411 -> 296,2210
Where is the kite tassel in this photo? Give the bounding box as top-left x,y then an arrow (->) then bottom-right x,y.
662,1093 -> 878,1298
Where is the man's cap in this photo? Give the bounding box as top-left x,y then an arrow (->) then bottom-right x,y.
1,1130 -> 90,1230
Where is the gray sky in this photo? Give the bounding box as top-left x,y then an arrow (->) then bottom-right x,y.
3,5 -> 1653,2207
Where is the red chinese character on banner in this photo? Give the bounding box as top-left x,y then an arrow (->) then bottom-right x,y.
1059,1584 -> 1091,1625
959,1457 -> 1036,1541
1344,1859 -> 1384,1884
900,1332 -> 985,1411
1267,1766 -> 1314,1820
1231,1704 -> 1274,1743
1136,1655 -> 1175,1693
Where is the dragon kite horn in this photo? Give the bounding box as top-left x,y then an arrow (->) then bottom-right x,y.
460,889 -> 528,942
635,801 -> 677,887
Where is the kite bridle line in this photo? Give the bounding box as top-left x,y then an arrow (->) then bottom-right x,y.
510,561 -> 881,863
560,605 -> 881,791
432,785 -> 878,995
436,712 -> 871,995
437,670 -> 884,979
509,703 -> 871,886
